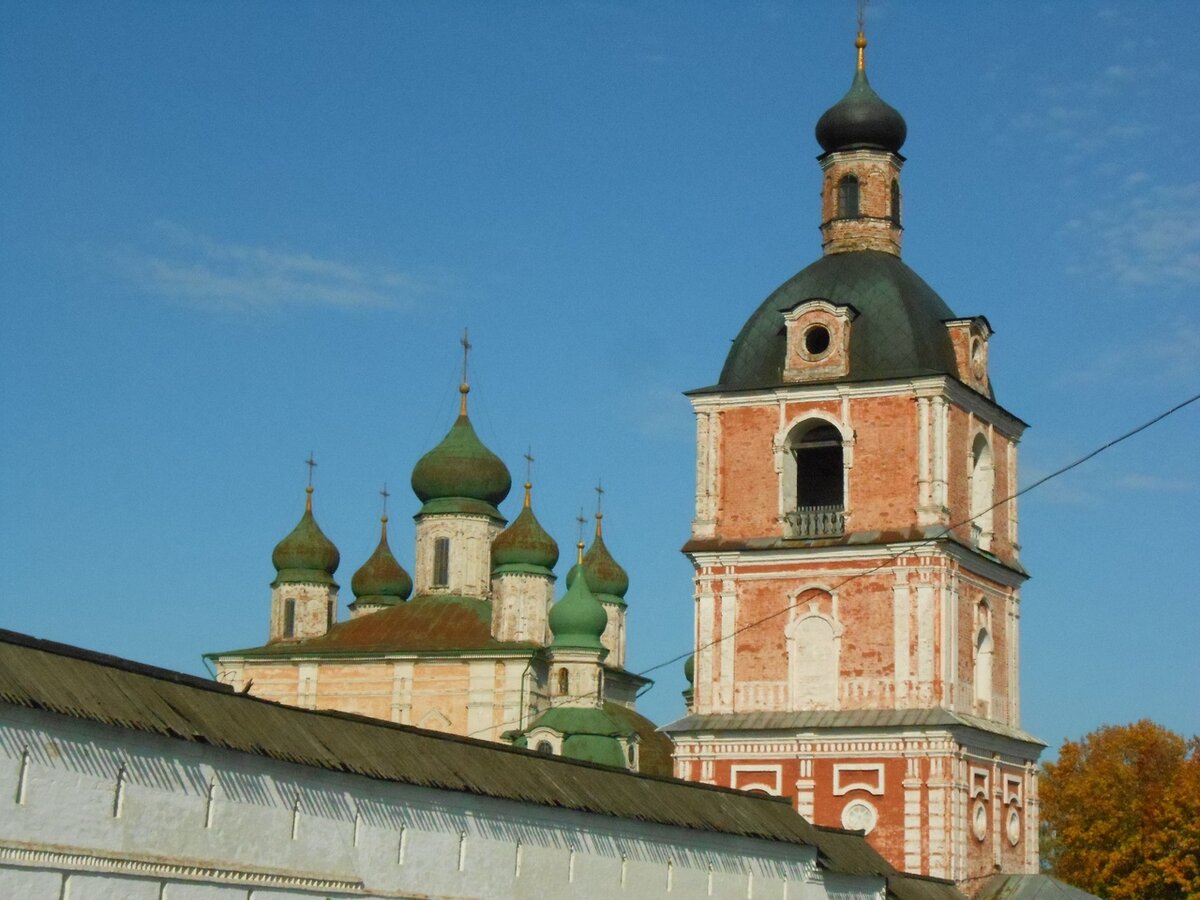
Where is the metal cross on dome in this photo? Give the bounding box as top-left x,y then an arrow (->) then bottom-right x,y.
305,452 -> 317,486
460,327 -> 472,385
380,482 -> 390,517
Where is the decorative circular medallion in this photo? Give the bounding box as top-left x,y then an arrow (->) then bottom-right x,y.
1007,809 -> 1021,846
841,799 -> 878,835
972,800 -> 988,841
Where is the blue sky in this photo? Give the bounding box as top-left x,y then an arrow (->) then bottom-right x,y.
2,2 -> 1197,749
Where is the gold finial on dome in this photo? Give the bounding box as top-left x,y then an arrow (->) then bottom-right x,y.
594,479 -> 605,536
523,447 -> 535,507
380,482 -> 390,531
577,540 -> 585,565
304,452 -> 318,511
459,328 -> 472,415
856,31 -> 867,71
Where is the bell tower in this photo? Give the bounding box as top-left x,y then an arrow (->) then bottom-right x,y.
665,32 -> 1044,891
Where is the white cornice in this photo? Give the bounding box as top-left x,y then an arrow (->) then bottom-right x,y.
0,841 -> 365,894
689,375 -> 1026,439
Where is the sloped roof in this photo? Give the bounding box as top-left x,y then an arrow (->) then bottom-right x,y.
974,874 -> 1100,900
662,708 -> 1045,747
211,594 -> 538,657
0,628 -> 966,899
705,250 -> 969,394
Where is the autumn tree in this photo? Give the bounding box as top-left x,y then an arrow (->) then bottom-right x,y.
1041,720 -> 1199,899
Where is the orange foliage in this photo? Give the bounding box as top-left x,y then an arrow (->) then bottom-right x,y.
1041,720 -> 1200,899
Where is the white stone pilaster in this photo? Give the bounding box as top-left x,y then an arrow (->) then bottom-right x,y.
696,575 -> 715,714
892,570 -> 911,706
390,661 -> 414,725
718,578 -> 737,713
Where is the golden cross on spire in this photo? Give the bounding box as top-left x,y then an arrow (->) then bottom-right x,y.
522,448 -> 534,508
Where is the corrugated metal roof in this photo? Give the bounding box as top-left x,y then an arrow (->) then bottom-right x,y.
661,708 -> 1044,746
0,630 -> 809,840
974,875 -> 1100,900
211,594 -> 539,657
0,629 -> 967,898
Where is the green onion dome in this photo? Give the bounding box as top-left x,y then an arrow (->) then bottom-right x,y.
683,653 -> 695,685
410,385 -> 511,511
271,486 -> 340,587
549,544 -> 609,652
815,33 -> 907,155
492,482 -> 559,572
566,514 -> 629,605
350,516 -> 412,605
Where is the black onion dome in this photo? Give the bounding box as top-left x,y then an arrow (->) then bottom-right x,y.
815,41 -> 907,155
714,251 -> 975,393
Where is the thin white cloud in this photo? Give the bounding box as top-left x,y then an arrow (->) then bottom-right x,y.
1053,324 -> 1200,387
1114,473 -> 1195,492
1085,182 -> 1200,289
117,221 -> 435,313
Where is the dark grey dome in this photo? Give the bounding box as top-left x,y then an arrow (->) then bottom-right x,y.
717,251 -> 969,392
815,66 -> 907,155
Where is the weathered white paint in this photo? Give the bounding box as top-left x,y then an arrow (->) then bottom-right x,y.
0,705 -> 892,900
413,513 -> 502,599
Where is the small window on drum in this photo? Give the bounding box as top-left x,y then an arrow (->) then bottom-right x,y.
283,599 -> 296,638
890,178 -> 901,225
838,175 -> 860,218
432,537 -> 450,587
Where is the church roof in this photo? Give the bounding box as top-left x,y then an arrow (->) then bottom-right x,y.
815,34 -> 907,155
212,595 -> 538,657
349,517 -> 412,606
660,708 -> 1045,748
974,875 -> 1100,900
271,486 -> 340,587
410,394 -> 511,515
707,250 -> 964,394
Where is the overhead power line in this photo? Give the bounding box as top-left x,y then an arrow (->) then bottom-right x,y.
468,390 -> 1200,738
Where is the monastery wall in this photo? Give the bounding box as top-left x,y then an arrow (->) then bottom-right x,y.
0,705 -> 880,900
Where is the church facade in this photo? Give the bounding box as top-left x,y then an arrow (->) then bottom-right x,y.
663,33 -> 1043,890
209,381 -> 670,775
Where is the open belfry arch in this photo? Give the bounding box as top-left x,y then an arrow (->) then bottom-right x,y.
664,29 -> 1043,891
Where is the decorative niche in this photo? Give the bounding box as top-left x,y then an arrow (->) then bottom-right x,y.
783,299 -> 858,382
944,315 -> 993,395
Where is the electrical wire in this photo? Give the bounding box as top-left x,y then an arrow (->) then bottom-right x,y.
467,391 -> 1200,738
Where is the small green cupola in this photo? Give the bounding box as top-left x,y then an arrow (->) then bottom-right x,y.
549,542 -> 609,652
492,481 -> 559,574
410,383 -> 512,518
567,512 -> 629,607
350,514 -> 412,608
272,485 -> 340,588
